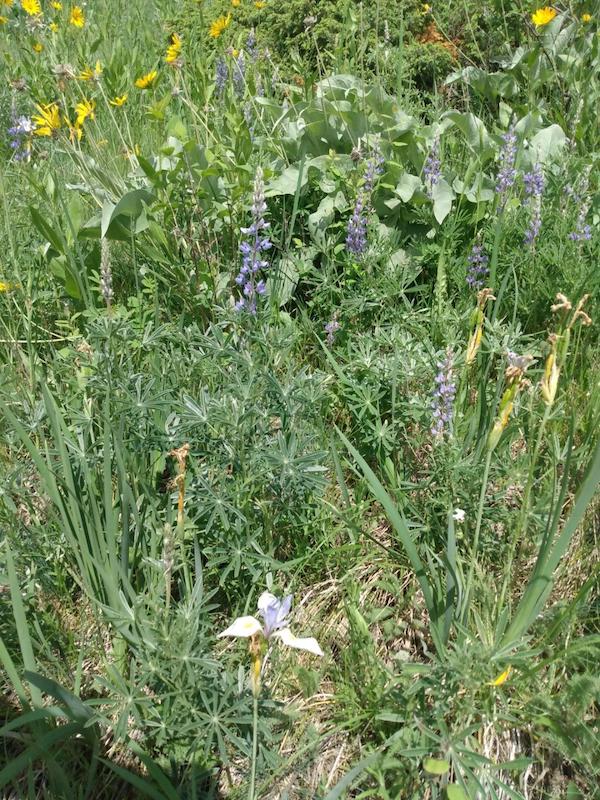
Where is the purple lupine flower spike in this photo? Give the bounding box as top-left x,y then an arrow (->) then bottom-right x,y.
325,315 -> 341,345
233,51 -> 245,99
246,28 -> 258,62
496,125 -> 517,208
568,167 -> 593,241
466,241 -> 489,290
234,167 -> 272,313
215,57 -> 228,97
431,349 -> 456,439
523,163 -> 545,245
424,133 -> 441,198
346,140 -> 384,257
7,115 -> 34,161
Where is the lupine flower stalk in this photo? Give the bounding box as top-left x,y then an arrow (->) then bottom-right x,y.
523,163 -> 544,245
100,238 -> 113,309
496,125 -> 517,208
431,349 -> 456,439
466,240 -> 489,289
234,167 -> 271,313
215,56 -> 228,97
346,141 -> 384,257
7,115 -> 34,161
567,167 -> 593,241
246,28 -> 258,62
423,133 -> 441,198
324,314 -> 340,345
233,51 -> 245,99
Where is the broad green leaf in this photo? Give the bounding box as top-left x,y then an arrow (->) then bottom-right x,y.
266,165 -> 307,197
29,206 -> 65,254
529,124 -> 567,164
432,178 -> 454,224
443,111 -> 493,159
396,173 -> 422,202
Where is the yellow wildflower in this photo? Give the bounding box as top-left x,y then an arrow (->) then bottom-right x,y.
0,280 -> 12,292
33,41 -> 44,52
49,21 -> 59,31
531,7 -> 557,26
75,98 -> 95,126
209,13 -> 231,38
135,69 -> 157,89
254,1 -> 266,7
109,93 -> 128,106
1,0 -> 14,7
488,666 -> 512,687
582,13 -> 591,22
231,0 -> 240,5
69,5 -> 84,27
21,0 -> 41,15
51,1 -> 62,8
33,103 -> 61,136
0,15 -> 8,23
79,60 -> 103,81
165,32 -> 182,64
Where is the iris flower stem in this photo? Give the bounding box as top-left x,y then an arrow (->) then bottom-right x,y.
248,692 -> 259,800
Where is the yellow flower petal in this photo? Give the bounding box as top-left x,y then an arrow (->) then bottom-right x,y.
488,666 -> 512,686
135,69 -> 157,89
209,13 -> 231,38
21,0 -> 41,16
531,7 -> 557,27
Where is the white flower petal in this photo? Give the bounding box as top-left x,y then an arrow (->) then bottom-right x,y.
218,616 -> 263,638
274,627 -> 323,657
257,591 -> 278,611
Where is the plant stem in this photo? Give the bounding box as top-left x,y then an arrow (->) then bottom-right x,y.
498,403 -> 552,612
248,692 -> 259,800
465,450 -> 493,617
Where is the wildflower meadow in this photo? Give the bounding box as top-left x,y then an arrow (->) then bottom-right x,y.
0,1 -> 599,798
